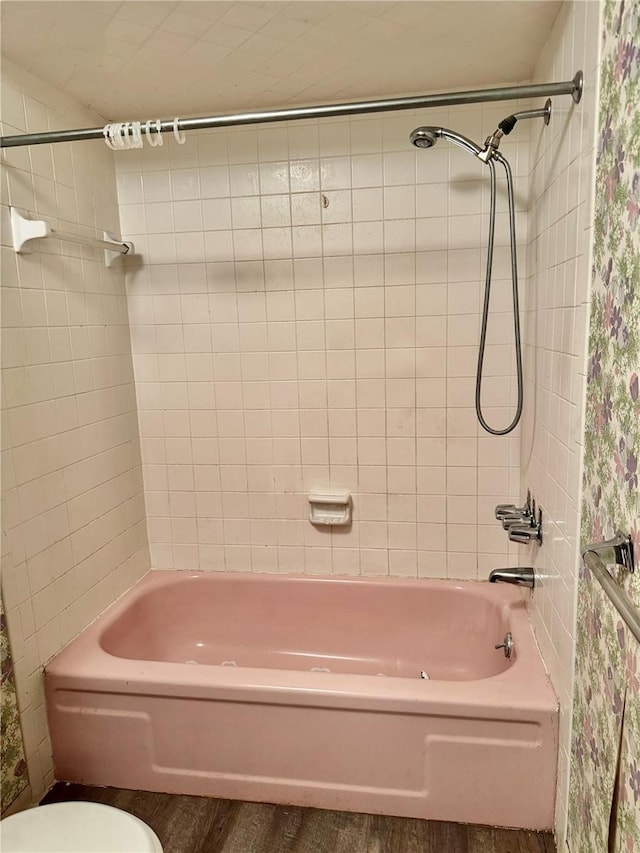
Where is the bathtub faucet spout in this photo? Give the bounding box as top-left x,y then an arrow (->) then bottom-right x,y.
489,567 -> 535,588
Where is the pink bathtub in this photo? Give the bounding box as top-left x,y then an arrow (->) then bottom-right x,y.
45,571 -> 558,829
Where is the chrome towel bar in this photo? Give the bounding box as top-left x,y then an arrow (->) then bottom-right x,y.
583,532 -> 639,643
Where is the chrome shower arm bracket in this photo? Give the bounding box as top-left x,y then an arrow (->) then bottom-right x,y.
512,99 -> 552,125
477,99 -> 552,163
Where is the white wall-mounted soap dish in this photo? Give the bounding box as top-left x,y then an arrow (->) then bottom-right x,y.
308,493 -> 352,526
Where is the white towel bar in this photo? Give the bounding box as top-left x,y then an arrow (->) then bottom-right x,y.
10,207 -> 133,267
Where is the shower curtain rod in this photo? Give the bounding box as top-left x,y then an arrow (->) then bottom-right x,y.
0,72 -> 583,149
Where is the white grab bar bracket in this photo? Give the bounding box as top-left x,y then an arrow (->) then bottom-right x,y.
103,231 -> 134,267
10,206 -> 51,253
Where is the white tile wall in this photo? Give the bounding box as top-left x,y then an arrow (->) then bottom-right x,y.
0,4 -> 601,826
519,2 -> 601,847
0,59 -> 150,800
117,103 -> 531,580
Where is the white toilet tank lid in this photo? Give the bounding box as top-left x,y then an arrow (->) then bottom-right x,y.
0,801 -> 164,852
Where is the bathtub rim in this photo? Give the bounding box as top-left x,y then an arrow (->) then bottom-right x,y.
45,570 -> 557,719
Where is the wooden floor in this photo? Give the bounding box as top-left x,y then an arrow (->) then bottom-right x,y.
42,783 -> 556,853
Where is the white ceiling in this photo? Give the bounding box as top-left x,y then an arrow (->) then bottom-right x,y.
1,1 -> 563,121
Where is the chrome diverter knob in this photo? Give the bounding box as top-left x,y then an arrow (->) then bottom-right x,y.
501,512 -> 530,530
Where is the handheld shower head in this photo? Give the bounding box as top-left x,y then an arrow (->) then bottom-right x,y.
409,126 -> 483,158
411,101 -> 552,162
409,127 -> 439,149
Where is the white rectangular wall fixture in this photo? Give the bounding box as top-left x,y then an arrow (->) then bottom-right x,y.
308,493 -> 352,526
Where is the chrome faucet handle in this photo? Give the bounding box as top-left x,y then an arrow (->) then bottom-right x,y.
501,511 -> 529,529
495,503 -> 517,518
495,490 -> 532,521
509,524 -> 541,544
508,507 -> 543,545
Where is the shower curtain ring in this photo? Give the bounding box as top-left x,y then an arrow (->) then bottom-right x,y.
103,125 -> 117,149
113,123 -> 126,149
173,118 -> 186,145
145,120 -> 163,147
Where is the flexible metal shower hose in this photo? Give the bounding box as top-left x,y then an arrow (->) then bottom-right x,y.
475,154 -> 523,435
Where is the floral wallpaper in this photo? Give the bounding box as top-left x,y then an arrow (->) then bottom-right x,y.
582,0 -> 640,600
616,638 -> 640,853
0,591 -> 28,812
568,0 -> 640,850
568,572 -> 639,852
